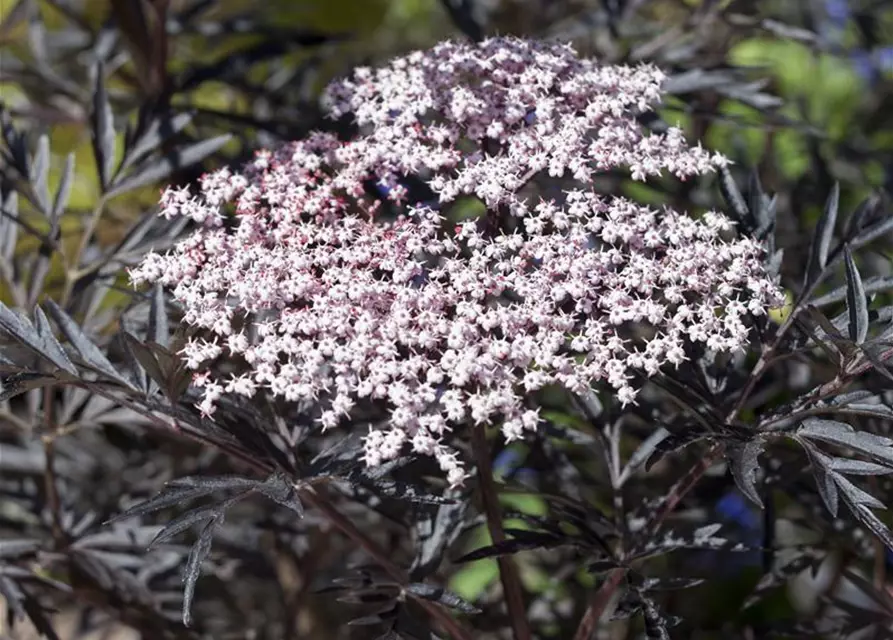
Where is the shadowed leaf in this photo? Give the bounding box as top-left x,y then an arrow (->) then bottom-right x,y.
843,245 -> 869,344
806,183 -> 839,286
44,300 -> 133,388
91,62 -> 117,189
728,439 -> 765,508
107,134 -> 232,198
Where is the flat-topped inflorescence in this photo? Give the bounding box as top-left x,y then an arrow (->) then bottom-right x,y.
131,36 -> 784,486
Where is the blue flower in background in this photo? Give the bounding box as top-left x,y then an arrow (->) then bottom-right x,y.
690,489 -> 764,576
492,446 -> 537,486
715,490 -> 893,573
715,490 -> 761,533
823,0 -> 893,86
824,0 -> 851,25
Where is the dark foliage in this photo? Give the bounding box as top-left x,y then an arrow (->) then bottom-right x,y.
1,1 -> 893,639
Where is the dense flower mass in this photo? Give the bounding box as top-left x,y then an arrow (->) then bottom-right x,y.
321,37 -> 726,211
131,37 -> 784,485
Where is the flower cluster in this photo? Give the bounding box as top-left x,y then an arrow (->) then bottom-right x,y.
131,37 -> 784,485
321,37 -> 726,211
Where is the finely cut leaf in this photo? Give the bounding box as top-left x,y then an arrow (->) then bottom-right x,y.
107,485 -> 222,523
31,134 -> 50,212
747,169 -> 767,227
717,166 -> 749,223
624,427 -> 671,477
798,419 -> 893,468
349,613 -> 397,627
843,245 -> 869,344
812,274 -> 893,308
91,63 -> 117,189
410,498 -> 466,580
631,524 -> 748,561
835,402 -> 893,420
644,427 -> 710,471
51,152 -> 74,219
811,461 -> 839,517
122,332 -> 166,393
182,518 -> 218,626
252,472 -> 304,518
0,372 -> 57,402
107,134 -> 232,198
148,284 -> 169,348
852,504 -> 893,552
843,195 -> 882,239
149,494 -> 244,548
828,458 -> 893,475
43,300 -> 133,388
0,303 -> 75,374
728,440 -> 764,507
360,478 -> 456,506
148,505 -> 221,548
404,583 -> 481,614
167,475 -> 256,491
121,111 -> 194,172
806,182 -> 839,286
834,474 -> 885,510
32,306 -> 76,375
116,320 -> 147,392
455,531 -> 565,562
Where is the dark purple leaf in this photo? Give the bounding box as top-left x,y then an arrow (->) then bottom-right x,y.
51,152 -> 73,219
120,111 -> 194,172
91,63 -> 116,190
717,165 -> 750,225
806,183 -> 839,286
147,284 -> 169,348
813,274 -> 893,308
44,300 -> 133,388
107,134 -> 232,198
30,134 -> 49,213
182,518 -> 218,626
728,439 -> 765,508
405,583 -> 481,614
798,418 -> 893,468
150,496 -> 243,548
252,471 -> 304,518
455,530 -> 566,562
843,245 -> 869,344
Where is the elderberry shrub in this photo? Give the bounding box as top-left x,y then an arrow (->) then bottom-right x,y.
1,3 -> 893,640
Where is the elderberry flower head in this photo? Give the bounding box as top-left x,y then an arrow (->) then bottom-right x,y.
131,36 -> 784,486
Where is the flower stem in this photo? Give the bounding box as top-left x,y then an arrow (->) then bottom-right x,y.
573,568 -> 625,640
471,423 -> 532,640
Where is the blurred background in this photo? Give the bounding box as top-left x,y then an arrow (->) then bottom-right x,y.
1,0 -> 893,638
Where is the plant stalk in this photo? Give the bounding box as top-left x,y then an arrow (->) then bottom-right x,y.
471,423 -> 532,640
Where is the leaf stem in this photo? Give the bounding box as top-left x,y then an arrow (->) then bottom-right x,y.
573,568 -> 625,640
41,384 -> 66,547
